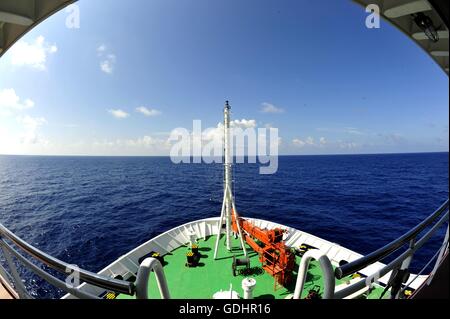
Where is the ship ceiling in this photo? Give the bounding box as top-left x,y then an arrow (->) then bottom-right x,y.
354,0 -> 449,75
0,0 -> 448,75
0,0 -> 75,58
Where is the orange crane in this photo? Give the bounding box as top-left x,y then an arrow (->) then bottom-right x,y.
231,211 -> 295,288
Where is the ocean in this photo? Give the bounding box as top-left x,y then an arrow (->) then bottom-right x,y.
0,152 -> 448,298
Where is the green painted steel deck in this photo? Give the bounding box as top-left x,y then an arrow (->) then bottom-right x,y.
117,235 -> 386,299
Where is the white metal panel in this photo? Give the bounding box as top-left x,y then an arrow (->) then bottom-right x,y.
384,0 -> 432,18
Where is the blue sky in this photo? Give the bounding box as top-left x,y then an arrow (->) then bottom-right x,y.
0,0 -> 448,156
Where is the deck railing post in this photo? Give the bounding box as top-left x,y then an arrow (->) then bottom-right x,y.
293,249 -> 335,299
427,226 -> 449,285
135,257 -> 170,299
0,241 -> 31,299
390,238 -> 415,299
0,262 -> 13,287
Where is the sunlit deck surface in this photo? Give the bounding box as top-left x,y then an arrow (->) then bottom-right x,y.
117,235 -> 386,299
0,276 -> 15,299
0,285 -> 14,299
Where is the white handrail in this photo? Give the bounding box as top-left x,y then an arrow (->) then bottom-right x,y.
293,249 -> 335,299
334,211 -> 448,299
427,226 -> 449,285
135,257 -> 170,299
400,242 -> 444,294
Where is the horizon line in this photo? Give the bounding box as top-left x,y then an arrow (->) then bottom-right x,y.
0,151 -> 448,158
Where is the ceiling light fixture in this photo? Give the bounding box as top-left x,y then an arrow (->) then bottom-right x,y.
413,12 -> 439,43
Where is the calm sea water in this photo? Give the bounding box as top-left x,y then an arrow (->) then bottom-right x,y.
0,153 -> 448,298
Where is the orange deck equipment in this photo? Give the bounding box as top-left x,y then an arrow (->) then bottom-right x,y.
231,211 -> 295,288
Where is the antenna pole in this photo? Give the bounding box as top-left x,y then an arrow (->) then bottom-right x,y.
214,101 -> 247,259
224,101 -> 232,251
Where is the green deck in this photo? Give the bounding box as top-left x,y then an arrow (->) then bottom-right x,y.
116,235 -> 386,299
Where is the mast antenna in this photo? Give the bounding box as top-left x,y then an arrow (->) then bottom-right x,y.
214,101 -> 247,259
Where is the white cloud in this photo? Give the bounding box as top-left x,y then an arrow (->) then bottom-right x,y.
292,138 -> 306,147
136,106 -> 161,117
379,133 -> 405,144
316,127 -> 365,136
8,36 -> 57,70
97,45 -> 106,54
231,119 -> 257,129
344,127 -> 365,135
108,109 -> 129,119
203,119 -> 258,141
124,136 -> 170,148
91,135 -> 171,156
0,89 -> 35,111
18,115 -> 47,128
292,136 -> 326,147
0,90 -> 48,152
305,136 -> 314,145
0,126 -> 14,152
97,45 -> 116,74
261,102 -> 284,114
62,123 -> 79,128
290,136 -> 363,154
100,55 -> 116,74
17,115 -> 48,145
338,141 -> 358,149
275,137 -> 283,147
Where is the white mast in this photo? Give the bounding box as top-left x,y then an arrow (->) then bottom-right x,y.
224,101 -> 232,250
214,101 -> 247,259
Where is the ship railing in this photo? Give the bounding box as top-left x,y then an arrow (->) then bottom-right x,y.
135,257 -> 170,299
293,249 -> 335,299
333,199 -> 449,299
0,223 -> 170,299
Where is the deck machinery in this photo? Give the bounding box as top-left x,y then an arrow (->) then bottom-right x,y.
231,212 -> 296,288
